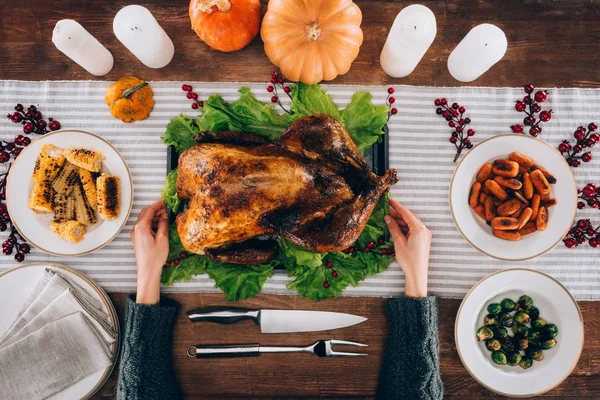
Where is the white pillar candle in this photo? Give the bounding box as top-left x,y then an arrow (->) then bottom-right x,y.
380,4 -> 436,78
447,24 -> 507,82
113,5 -> 174,69
52,20 -> 114,76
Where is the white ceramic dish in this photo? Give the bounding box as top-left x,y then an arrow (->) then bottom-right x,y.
450,134 -> 577,261
0,263 -> 119,400
6,129 -> 133,256
455,268 -> 583,397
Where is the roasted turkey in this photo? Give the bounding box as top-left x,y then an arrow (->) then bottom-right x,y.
176,114 -> 398,264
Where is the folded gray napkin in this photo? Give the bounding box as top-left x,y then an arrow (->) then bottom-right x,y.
0,313 -> 112,400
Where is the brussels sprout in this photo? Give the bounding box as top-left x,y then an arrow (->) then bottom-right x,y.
512,323 -> 530,337
498,312 -> 514,327
494,326 -> 509,340
476,326 -> 494,341
519,356 -> 533,369
501,337 -> 516,353
518,295 -> 534,311
541,338 -> 557,350
484,314 -> 498,326
486,338 -> 502,352
487,303 -> 502,315
544,324 -> 559,339
501,298 -> 517,312
514,311 -> 531,325
528,306 -> 540,320
518,337 -> 529,351
526,345 -> 544,361
531,317 -> 547,329
506,351 -> 522,366
529,331 -> 542,344
491,350 -> 507,365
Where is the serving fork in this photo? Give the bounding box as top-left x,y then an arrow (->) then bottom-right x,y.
187,339 -> 367,358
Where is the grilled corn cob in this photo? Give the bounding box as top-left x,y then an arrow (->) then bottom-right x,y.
52,163 -> 79,195
49,220 -> 85,243
64,148 -> 105,172
78,168 -> 97,210
96,175 -> 120,221
73,183 -> 97,226
53,193 -> 76,221
27,181 -> 54,214
32,144 -> 65,183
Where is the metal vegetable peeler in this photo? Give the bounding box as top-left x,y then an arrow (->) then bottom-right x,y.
187,340 -> 367,359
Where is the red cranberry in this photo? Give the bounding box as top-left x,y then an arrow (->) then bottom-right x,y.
523,96 -> 532,104
576,237 -> 586,244
440,98 -> 447,105
529,126 -> 542,136
590,133 -> 600,143
18,243 -> 30,254
266,85 -> 274,92
515,101 -> 526,112
38,120 -> 47,128
539,111 -> 552,122
448,121 -> 456,128
173,258 -> 181,265
571,159 -> 581,167
585,138 -> 596,148
391,108 -> 398,115
524,84 -> 534,94
49,120 -> 61,131
14,104 -> 24,112
467,129 -> 475,136
578,201 -> 586,209
27,105 -> 37,113
198,101 -> 204,107
511,125 -> 524,133
436,108 -> 444,115
283,87 -> 291,94
11,147 -> 21,157
589,122 -> 598,131
271,96 -> 278,103
388,87 -> 395,94
181,84 -> 190,91
523,116 -> 535,126
590,238 -> 600,248
186,92 -> 193,99
326,261 -> 333,269
451,102 -> 459,110
331,271 -> 339,278
389,97 -> 396,104
269,77 -> 276,84
434,99 -> 441,106
464,118 -> 471,124
573,144 -> 583,153
21,137 -> 31,146
458,106 -> 466,114
534,90 -> 547,103
449,137 -> 458,144
564,238 -> 577,248
442,111 -> 450,118
191,103 -> 198,110
584,184 -> 597,194
0,204 -> 6,214
165,261 -> 172,268
574,130 -> 586,140
0,153 -> 9,164
558,142 -> 570,153
577,219 -> 589,229
10,112 -> 22,123
271,71 -> 278,77
23,122 -> 34,134
456,126 -> 464,133
582,152 -> 593,162
587,228 -> 597,236
278,77 -> 284,84
323,281 -> 330,288
3,247 -> 12,255
532,103 -> 542,113
14,252 -> 24,262
588,198 -> 599,208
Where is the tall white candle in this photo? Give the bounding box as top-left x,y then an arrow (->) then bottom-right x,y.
447,24 -> 507,82
380,5 -> 436,78
113,5 -> 174,69
52,20 -> 114,76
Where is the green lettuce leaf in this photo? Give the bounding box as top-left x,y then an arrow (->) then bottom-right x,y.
162,169 -> 180,213
161,114 -> 200,153
279,238 -> 325,268
161,226 -> 208,286
207,260 -> 278,301
341,92 -> 389,153
290,84 -> 343,122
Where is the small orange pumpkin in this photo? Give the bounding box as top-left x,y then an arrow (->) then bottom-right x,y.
189,0 -> 261,52
105,76 -> 154,123
261,0 -> 363,84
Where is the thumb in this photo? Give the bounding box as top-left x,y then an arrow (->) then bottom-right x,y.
385,215 -> 406,246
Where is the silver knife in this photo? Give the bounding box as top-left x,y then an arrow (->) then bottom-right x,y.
187,306 -> 367,333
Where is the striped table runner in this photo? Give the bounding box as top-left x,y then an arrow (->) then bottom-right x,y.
0,81 -> 598,300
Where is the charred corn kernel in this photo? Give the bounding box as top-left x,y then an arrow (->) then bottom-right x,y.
73,184 -> 97,226
78,168 -> 97,210
509,152 -> 534,168
536,206 -> 549,231
479,192 -> 489,206
96,175 -> 120,221
52,163 -> 79,195
514,190 -> 528,204
517,207 -> 533,229
492,159 -> 520,178
530,169 -> 551,195
473,205 -> 486,220
476,163 -> 493,182
542,198 -> 558,208
493,198 -> 503,206
491,216 -> 519,230
53,193 -> 75,221
531,194 -> 541,219
27,181 -> 53,214
484,179 -> 508,200
49,220 -> 85,243
64,148 -> 105,172
518,165 -> 530,175
484,196 -> 496,222
32,144 -> 65,184
532,165 -> 557,184
518,222 -> 537,236
540,191 -> 551,201
512,204 -> 528,219
497,199 -> 522,217
494,176 -> 523,190
493,229 -> 521,241
469,182 -> 482,208
522,173 -> 534,199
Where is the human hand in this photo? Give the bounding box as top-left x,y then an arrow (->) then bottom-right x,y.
130,200 -> 169,304
384,199 -> 432,298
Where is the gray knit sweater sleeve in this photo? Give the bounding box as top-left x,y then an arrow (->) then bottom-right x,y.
117,295 -> 180,400
376,296 -> 443,400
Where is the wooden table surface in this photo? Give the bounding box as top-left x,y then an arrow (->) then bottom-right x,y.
1,0 -> 599,399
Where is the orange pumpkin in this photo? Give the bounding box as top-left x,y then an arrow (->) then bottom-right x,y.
189,0 -> 261,52
261,0 -> 363,85
105,76 -> 154,123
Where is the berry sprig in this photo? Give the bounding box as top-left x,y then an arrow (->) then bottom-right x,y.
0,167 -> 31,261
164,251 -> 188,268
434,98 -> 475,162
181,84 -> 204,110
558,123 -> 598,167
386,87 -> 397,120
577,183 -> 600,210
511,84 -> 552,137
564,219 -> 600,248
6,104 -> 61,135
0,135 -> 31,163
267,71 -> 292,114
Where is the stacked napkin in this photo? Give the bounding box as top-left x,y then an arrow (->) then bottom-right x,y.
0,269 -> 116,400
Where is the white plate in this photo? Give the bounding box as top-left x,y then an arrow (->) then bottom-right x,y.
450,134 -> 577,261
0,263 -> 119,400
6,129 -> 133,256
455,268 -> 583,397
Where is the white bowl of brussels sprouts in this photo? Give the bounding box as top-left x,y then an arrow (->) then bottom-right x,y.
455,268 -> 583,397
